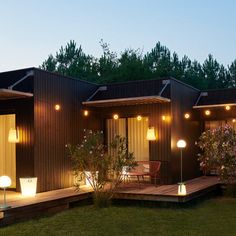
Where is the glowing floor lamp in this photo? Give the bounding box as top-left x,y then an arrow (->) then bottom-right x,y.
177,139 -> 187,195
0,176 -> 12,209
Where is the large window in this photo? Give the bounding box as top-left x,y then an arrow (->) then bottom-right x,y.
106,117 -> 149,161
0,114 -> 16,188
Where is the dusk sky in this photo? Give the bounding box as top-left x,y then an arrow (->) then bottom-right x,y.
0,0 -> 236,71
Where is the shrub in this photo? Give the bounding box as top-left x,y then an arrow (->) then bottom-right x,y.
197,124 -> 236,184
67,130 -> 136,207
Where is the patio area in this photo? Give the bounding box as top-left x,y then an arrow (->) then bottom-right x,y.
114,176 -> 220,202
0,176 -> 220,226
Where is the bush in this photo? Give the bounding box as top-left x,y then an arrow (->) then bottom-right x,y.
197,124 -> 236,184
67,130 -> 136,207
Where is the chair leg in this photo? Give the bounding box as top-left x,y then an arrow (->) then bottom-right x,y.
137,175 -> 141,188
142,175 -> 144,183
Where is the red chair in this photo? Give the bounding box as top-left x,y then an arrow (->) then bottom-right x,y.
141,161 -> 161,186
130,161 -> 161,186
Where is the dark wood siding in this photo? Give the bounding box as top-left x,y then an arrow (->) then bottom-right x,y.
87,100 -> 171,184
170,80 -> 201,183
0,98 -> 34,191
33,70 -> 97,192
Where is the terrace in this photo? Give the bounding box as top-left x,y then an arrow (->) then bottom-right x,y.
0,176 -> 220,226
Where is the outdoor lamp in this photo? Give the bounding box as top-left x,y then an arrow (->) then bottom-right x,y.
8,128 -> 19,143
146,127 -> 156,141
20,177 -> 38,197
177,139 -> 187,195
0,175 -> 12,209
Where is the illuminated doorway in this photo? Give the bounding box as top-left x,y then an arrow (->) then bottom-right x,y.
0,114 -> 16,188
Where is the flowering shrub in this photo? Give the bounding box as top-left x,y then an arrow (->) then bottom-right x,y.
67,130 -> 108,192
67,130 -> 136,207
197,124 -> 236,184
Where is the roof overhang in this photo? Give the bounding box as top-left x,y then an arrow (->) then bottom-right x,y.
83,95 -> 170,107
193,103 -> 236,109
0,89 -> 33,100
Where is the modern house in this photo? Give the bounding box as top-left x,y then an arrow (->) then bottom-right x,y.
0,68 -> 235,193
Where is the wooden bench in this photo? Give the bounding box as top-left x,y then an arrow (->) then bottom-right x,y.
124,161 -> 161,186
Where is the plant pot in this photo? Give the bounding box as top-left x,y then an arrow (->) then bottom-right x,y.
20,177 -> 37,197
84,171 -> 98,186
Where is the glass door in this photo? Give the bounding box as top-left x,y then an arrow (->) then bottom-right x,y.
0,114 -> 16,188
106,116 -> 149,162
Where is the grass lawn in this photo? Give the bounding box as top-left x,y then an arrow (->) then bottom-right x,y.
0,197 -> 236,236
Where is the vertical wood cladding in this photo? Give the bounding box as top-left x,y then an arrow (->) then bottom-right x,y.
88,101 -> 171,184
170,80 -> 201,183
0,98 -> 34,191
33,70 -> 97,192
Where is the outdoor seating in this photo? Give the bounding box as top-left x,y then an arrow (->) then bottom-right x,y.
124,161 -> 161,186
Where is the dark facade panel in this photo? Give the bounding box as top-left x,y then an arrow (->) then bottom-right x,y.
87,102 -> 172,184
197,88 -> 236,106
91,78 -> 170,101
0,68 -> 34,93
170,80 -> 201,183
0,98 -> 34,191
33,69 -> 97,192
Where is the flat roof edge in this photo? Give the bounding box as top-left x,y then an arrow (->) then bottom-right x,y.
83,95 -> 171,106
193,103 -> 236,109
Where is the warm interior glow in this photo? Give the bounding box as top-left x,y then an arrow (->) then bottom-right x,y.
8,128 -> 19,143
177,139 -> 186,148
146,127 -> 156,141
54,104 -> 61,111
84,110 -> 89,116
178,183 -> 187,195
225,105 -> 231,111
205,110 -> 211,116
113,114 -> 119,120
20,177 -> 37,197
184,113 -> 190,119
162,115 -> 171,122
233,119 -> 236,123
0,176 -> 11,188
137,115 -> 142,121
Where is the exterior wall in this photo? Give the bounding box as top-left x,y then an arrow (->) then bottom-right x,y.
170,80 -> 201,183
33,69 -> 97,192
198,107 -> 236,121
87,102 -> 172,184
0,98 -> 34,191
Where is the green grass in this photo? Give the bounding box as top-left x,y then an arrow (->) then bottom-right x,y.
1,197 -> 236,236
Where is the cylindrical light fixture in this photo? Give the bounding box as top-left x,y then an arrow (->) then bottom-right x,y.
146,127 -> 156,141
8,128 -> 19,143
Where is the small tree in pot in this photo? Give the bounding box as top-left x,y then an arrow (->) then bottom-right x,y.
67,130 -> 136,207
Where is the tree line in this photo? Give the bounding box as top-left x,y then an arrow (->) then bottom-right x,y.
41,40 -> 236,89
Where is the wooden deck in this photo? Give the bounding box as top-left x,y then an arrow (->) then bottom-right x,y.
0,186 -> 93,226
0,176 -> 220,226
114,176 -> 220,202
